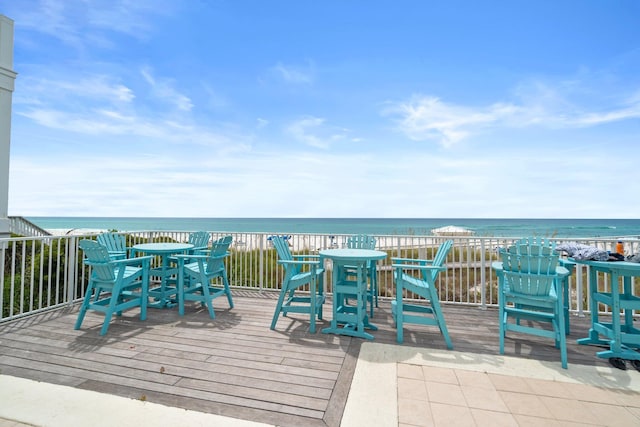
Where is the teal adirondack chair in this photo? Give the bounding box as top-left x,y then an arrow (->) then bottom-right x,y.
270,235 -> 325,333
493,237 -> 568,369
169,231 -> 211,266
175,235 -> 234,319
75,239 -> 152,335
343,234 -> 378,316
186,231 -> 211,254
391,240 -> 453,349
96,232 -> 129,260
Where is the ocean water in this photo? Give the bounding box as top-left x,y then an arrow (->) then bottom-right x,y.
26,217 -> 640,238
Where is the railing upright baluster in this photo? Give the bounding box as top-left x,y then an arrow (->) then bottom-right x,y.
480,239 -> 487,309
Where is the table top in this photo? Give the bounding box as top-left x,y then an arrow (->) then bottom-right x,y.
132,243 -> 194,253
569,258 -> 640,275
319,248 -> 387,262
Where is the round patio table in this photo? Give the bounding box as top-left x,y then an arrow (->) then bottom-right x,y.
319,248 -> 387,339
131,243 -> 194,307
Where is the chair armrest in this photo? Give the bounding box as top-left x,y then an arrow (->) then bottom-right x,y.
84,256 -> 153,268
278,260 -> 321,266
392,263 -> 446,272
174,254 -> 208,260
491,261 -> 504,271
556,266 -> 570,278
114,255 -> 154,266
391,257 -> 433,265
174,253 -> 230,264
293,254 -> 320,260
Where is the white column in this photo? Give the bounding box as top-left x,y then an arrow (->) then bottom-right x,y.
0,15 -> 17,239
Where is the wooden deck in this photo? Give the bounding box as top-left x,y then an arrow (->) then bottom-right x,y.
0,290 -> 609,427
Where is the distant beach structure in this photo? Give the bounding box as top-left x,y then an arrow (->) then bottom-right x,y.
431,225 -> 475,236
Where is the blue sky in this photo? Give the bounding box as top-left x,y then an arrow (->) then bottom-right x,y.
3,0 -> 640,218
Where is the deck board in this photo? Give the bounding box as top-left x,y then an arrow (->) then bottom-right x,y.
0,289 -> 613,426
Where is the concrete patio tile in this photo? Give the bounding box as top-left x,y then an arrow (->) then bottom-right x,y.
610,389 -> 640,408
555,421 -> 601,427
626,405 -> 640,419
488,372 -> 536,394
584,401 -> 640,427
422,365 -> 459,385
398,377 -> 428,402
398,397 -> 434,427
562,382 -> 622,405
525,377 -> 573,398
398,362 -> 425,380
429,402 -> 475,427
513,414 -> 563,426
455,369 -> 496,390
470,408 -> 518,427
539,395 -> 598,424
498,390 -> 554,418
461,385 -> 509,412
425,381 -> 467,407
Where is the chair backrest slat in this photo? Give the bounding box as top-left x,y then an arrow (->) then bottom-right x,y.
79,239 -> 116,281
96,232 -> 127,253
346,234 -> 376,250
500,237 -> 559,296
433,240 -> 453,267
271,236 -> 293,262
205,236 -> 232,274
188,231 -> 211,250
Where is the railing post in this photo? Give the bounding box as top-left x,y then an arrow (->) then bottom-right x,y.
479,238 -> 487,309
66,236 -> 78,305
258,233 -> 264,291
576,264 -> 585,317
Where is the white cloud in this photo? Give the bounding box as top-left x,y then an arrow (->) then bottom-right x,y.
10,0 -> 173,48
385,82 -> 640,148
285,116 -> 352,149
271,62 -> 314,84
15,75 -> 134,105
140,67 -> 193,112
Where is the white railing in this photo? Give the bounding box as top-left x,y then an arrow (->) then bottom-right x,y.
7,216 -> 51,237
1,231 -> 638,322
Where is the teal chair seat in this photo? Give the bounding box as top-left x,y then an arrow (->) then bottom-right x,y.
391,240 -> 453,349
75,239 -> 152,335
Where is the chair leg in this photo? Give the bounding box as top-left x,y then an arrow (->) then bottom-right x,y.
498,277 -> 506,355
203,283 -> 216,319
177,263 -> 186,316
562,276 -> 570,335
140,270 -> 148,321
557,298 -> 568,369
222,272 -> 234,309
396,278 -> 404,344
499,304 -> 506,355
74,284 -> 94,330
429,289 -> 453,350
368,266 -> 377,318
309,275 -> 317,334
100,293 -> 119,335
270,286 -> 289,330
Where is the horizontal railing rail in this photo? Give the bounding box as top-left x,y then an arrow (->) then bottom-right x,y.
2,231 -> 639,323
